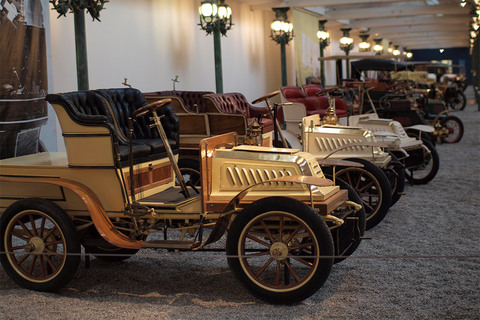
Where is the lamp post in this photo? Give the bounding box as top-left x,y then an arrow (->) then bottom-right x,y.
317,20 -> 330,87
373,38 -> 383,55
358,33 -> 370,52
199,0 -> 232,93
392,45 -> 401,56
339,27 -> 354,79
50,0 -> 109,91
271,7 -> 294,86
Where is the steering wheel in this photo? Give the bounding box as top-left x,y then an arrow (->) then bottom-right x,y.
316,87 -> 343,97
131,98 -> 172,118
251,90 -> 280,105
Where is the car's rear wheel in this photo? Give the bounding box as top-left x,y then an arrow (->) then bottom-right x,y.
0,199 -> 80,292
440,115 -> 464,144
324,174 -> 366,263
385,153 -> 405,206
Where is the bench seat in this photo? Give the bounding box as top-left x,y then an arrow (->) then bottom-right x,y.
46,88 -> 179,166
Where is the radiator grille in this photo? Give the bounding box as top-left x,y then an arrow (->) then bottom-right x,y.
224,165 -> 295,188
314,137 -> 366,153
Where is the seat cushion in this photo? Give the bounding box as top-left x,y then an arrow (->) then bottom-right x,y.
118,143 -> 153,162
302,84 -> 323,97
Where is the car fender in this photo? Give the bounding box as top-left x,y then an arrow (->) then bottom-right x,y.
405,124 -> 435,133
0,176 -> 142,249
195,175 -> 334,249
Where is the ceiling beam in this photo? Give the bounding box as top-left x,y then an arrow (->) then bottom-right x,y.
368,24 -> 468,35
325,4 -> 468,20
248,0 -> 419,11
349,15 -> 468,28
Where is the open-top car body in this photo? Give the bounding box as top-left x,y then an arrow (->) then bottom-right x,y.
0,88 -> 365,304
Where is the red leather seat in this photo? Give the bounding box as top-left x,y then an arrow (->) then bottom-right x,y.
302,84 -> 348,118
280,86 -> 322,116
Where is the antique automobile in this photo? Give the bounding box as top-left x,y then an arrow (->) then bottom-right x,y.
350,59 -> 464,145
255,90 -> 400,230
347,84 -> 440,185
0,88 -> 365,304
142,90 -> 275,172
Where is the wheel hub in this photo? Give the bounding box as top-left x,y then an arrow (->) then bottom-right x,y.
270,242 -> 288,261
26,237 -> 45,254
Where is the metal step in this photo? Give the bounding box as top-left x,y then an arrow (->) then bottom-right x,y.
142,239 -> 200,250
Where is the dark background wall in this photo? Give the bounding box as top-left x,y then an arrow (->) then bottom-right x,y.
410,47 -> 472,85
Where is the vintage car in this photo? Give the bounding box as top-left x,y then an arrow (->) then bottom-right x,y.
266,89 -> 403,230
349,59 -> 464,145
0,88 -> 365,304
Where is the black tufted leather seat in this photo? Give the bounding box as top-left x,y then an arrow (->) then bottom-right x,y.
46,88 -> 179,165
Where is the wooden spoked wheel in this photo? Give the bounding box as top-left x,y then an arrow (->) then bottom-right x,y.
227,197 -> 333,304
0,199 -> 80,292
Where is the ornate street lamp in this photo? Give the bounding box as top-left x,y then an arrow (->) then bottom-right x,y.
199,0 -> 233,93
339,28 -> 353,78
373,38 -> 383,55
50,0 -> 109,90
392,45 -> 401,56
317,20 -> 329,87
358,33 -> 371,52
271,7 -> 294,86
387,41 -> 394,54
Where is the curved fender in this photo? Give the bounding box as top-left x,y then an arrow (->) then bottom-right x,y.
405,124 -> 435,133
195,175 -> 334,250
0,176 -> 142,249
432,109 -> 458,125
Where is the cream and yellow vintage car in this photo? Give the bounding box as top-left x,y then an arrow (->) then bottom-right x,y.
0,88 -> 365,304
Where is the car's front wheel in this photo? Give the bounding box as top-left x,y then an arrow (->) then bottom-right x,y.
226,197 -> 334,304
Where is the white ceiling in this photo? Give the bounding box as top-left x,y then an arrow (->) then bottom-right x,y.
238,0 -> 472,50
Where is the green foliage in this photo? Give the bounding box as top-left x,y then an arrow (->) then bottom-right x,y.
50,0 -> 109,21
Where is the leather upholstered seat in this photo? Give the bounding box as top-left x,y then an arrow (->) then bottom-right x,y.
46,88 -> 179,165
280,86 -> 323,116
204,92 -> 274,133
143,90 -> 214,113
302,84 -> 348,118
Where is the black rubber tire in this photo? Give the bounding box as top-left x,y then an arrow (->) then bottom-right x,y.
440,115 -> 464,144
324,174 -> 366,264
405,139 -> 440,185
0,199 -> 81,292
226,197 -> 334,304
90,247 -> 139,262
330,158 -> 392,230
385,153 -> 405,206
85,234 -> 140,262
448,92 -> 466,111
406,129 -> 436,147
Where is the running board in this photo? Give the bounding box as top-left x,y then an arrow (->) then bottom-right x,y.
142,240 -> 201,250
